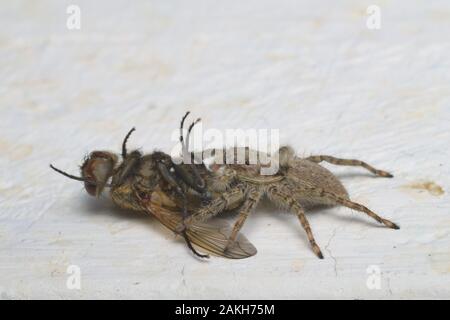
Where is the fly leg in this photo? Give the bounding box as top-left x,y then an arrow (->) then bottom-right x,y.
306,155 -> 393,178
121,127 -> 136,159
156,160 -> 209,258
173,112 -> 211,230
178,112 -> 208,194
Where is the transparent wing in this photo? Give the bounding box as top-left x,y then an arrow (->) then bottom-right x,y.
144,193 -> 257,259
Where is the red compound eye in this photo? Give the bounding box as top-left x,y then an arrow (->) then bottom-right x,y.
81,151 -> 118,197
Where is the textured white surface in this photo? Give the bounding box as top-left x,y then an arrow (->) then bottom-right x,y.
0,1 -> 449,299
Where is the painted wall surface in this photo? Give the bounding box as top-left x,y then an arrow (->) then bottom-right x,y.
0,1 -> 449,299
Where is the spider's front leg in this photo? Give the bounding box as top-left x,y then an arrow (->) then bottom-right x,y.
178,183 -> 247,232
224,186 -> 263,253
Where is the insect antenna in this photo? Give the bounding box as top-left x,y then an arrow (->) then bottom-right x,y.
50,164 -> 113,187
50,164 -> 87,182
122,127 -> 136,158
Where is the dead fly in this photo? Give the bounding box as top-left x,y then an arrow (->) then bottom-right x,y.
50,113 -> 256,259
182,144 -> 400,259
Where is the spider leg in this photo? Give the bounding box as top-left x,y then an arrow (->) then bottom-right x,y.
224,186 -> 262,252
185,183 -> 247,226
328,193 -> 400,229
297,185 -> 400,229
306,155 -> 393,178
268,185 -> 324,259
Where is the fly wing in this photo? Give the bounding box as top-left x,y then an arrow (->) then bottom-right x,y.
187,218 -> 258,259
144,191 -> 257,259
